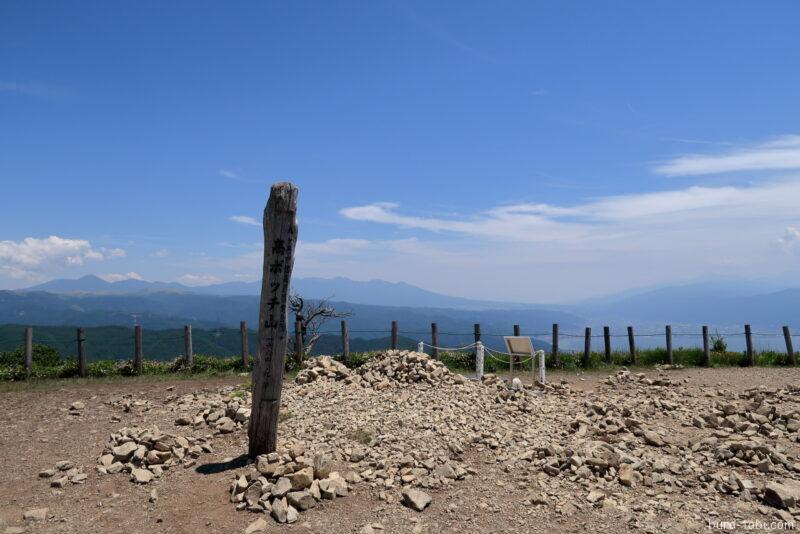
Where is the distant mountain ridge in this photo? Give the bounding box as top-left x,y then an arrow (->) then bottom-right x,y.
26,275 -> 535,310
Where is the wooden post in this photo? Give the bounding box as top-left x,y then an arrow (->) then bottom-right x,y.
249,182 -> 299,457
24,326 -> 33,377
627,326 -> 636,365
783,326 -> 795,366
240,321 -> 249,367
665,325 -> 673,365
745,324 -> 754,366
184,324 -> 193,367
391,321 -> 398,350
431,323 -> 439,360
294,321 -> 304,368
702,325 -> 710,367
133,325 -> 143,374
341,320 -> 350,363
473,323 -> 481,367
513,324 -> 521,336
603,326 -> 611,363
552,323 -> 559,367
512,324 -> 521,370
77,328 -> 86,377
583,327 -> 591,368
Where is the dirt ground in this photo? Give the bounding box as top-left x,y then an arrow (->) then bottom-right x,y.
1,366 -> 798,533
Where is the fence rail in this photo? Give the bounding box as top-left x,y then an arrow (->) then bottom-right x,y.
5,318 -> 799,378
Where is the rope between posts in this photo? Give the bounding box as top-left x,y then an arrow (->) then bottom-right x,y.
420,341 -> 478,352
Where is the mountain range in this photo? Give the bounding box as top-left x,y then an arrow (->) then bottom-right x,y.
3,275 -> 799,352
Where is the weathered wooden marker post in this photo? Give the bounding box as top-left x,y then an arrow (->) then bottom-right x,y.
702,325 -> 710,367
391,321 -> 398,350
248,182 -> 298,458
603,326 -> 611,363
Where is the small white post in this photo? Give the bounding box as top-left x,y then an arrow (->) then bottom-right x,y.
417,341 -> 424,354
537,350 -> 546,384
475,341 -> 484,380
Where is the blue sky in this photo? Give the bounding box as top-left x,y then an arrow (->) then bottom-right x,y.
2,1 -> 800,301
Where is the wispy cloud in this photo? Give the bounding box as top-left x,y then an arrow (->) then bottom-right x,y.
228,215 -> 260,226
219,169 -> 241,180
655,134 -> 800,176
778,226 -> 800,253
178,273 -> 222,286
152,248 -> 169,258
99,272 -> 143,283
0,81 -> 68,100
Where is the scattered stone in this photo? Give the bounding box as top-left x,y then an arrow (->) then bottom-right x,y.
402,488 -> 432,511
23,508 -> 48,522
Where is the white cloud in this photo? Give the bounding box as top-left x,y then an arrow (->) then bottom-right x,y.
99,272 -> 143,283
655,134 -> 800,176
778,226 -> 800,253
299,239 -> 372,255
229,215 -> 260,226
219,169 -> 241,180
152,248 -> 169,258
0,236 -> 123,268
178,274 -> 222,286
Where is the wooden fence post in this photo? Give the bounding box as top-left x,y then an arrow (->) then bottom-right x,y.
745,324 -> 754,366
133,325 -> 143,374
702,325 -> 710,367
783,326 -> 795,366
665,325 -> 673,365
77,328 -> 86,378
391,321 -> 398,350
512,324 -> 521,370
184,324 -> 193,367
603,326 -> 611,363
431,323 -> 439,360
248,182 -> 298,458
552,323 -> 559,367
627,326 -> 636,365
473,323 -> 481,367
583,327 -> 591,368
24,326 -> 33,378
341,320 -> 350,364
294,321 -> 304,368
240,321 -> 249,367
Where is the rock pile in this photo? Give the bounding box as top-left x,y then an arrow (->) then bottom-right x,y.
38,460 -> 87,488
96,426 -> 211,482
173,391 -> 250,434
354,350 -> 467,388
295,356 -> 350,384
230,445 -> 349,524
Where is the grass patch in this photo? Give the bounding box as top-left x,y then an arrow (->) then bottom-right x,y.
348,428 -> 373,445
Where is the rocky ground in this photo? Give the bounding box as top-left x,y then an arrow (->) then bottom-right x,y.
1,351 -> 799,533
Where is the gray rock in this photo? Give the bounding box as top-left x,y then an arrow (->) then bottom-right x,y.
287,490 -> 317,511
401,488 -> 432,511
271,497 -> 288,523
763,480 -> 800,509
131,468 -> 153,484
23,508 -> 48,521
245,517 -> 268,533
